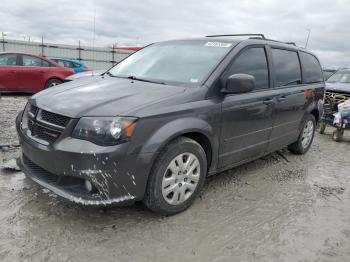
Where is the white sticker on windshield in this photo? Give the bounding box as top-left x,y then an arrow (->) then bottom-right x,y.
190,78 -> 199,83
205,42 -> 232,48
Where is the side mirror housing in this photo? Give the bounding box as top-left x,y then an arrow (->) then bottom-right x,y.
222,74 -> 255,94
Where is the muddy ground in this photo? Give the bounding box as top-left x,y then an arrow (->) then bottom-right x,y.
0,95 -> 349,262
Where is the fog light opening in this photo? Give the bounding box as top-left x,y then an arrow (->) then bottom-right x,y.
85,180 -> 93,192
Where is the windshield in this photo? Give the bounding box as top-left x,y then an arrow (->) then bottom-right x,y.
108,40 -> 234,86
327,71 -> 350,83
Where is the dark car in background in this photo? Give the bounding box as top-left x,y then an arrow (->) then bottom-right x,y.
0,52 -> 74,93
324,68 -> 350,101
16,35 -> 325,215
323,69 -> 337,80
48,57 -> 91,73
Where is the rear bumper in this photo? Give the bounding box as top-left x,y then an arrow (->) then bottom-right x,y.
16,112 -> 154,206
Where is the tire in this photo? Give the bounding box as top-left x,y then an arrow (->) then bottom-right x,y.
143,137 -> 207,215
319,122 -> 326,134
332,129 -> 343,142
288,114 -> 316,155
45,79 -> 62,89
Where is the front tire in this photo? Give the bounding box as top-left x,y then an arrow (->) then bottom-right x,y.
288,114 -> 316,155
144,137 -> 207,215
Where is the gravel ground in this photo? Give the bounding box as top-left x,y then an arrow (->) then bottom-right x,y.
1,95 -> 350,262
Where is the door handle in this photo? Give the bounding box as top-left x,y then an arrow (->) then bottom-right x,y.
263,98 -> 275,105
277,96 -> 287,102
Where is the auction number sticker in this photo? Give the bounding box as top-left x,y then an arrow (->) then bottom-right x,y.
205,42 -> 232,48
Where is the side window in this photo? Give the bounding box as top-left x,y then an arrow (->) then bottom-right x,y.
65,61 -> 74,68
0,54 -> 18,66
56,60 -> 66,67
300,52 -> 323,83
41,60 -> 51,67
225,47 -> 269,90
22,55 -> 46,67
73,62 -> 81,68
271,49 -> 301,87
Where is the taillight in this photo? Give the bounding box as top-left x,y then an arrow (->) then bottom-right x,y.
83,67 -> 91,72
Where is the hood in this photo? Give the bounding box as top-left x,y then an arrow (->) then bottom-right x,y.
31,76 -> 186,118
325,82 -> 350,93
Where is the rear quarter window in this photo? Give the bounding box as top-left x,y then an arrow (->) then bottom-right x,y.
300,52 -> 324,84
271,48 -> 301,87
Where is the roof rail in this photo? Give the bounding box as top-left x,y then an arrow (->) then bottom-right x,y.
205,34 -> 266,39
285,42 -> 296,46
205,34 -> 299,47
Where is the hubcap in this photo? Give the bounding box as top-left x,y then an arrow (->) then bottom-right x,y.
301,120 -> 314,148
49,82 -> 59,87
161,153 -> 200,205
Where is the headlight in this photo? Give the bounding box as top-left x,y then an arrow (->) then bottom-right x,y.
72,117 -> 138,146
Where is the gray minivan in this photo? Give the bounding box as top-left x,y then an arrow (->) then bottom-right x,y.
16,34 -> 325,215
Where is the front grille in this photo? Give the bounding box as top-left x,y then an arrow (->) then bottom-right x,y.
28,104 -> 39,117
40,110 -> 70,127
23,154 -> 60,183
22,104 -> 71,144
22,154 -> 97,197
325,91 -> 350,104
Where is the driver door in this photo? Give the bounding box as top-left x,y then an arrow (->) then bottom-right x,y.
219,46 -> 275,168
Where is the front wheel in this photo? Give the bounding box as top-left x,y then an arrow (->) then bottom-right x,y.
143,137 -> 207,215
288,114 -> 316,155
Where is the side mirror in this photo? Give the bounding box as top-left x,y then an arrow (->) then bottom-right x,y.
222,74 -> 255,94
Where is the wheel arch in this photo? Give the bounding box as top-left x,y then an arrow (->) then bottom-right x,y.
44,77 -> 64,89
139,117 -> 219,174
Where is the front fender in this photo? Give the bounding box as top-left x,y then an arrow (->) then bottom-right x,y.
139,117 -> 219,172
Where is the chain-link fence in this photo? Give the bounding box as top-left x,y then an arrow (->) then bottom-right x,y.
0,38 -> 134,70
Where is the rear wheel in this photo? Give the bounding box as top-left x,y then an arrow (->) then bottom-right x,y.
319,122 -> 326,134
144,137 -> 207,215
45,79 -> 62,89
332,129 -> 343,142
288,114 -> 316,154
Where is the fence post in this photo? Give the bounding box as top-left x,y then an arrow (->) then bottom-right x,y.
1,32 -> 5,52
111,44 -> 116,66
40,36 -> 44,56
78,40 -> 81,60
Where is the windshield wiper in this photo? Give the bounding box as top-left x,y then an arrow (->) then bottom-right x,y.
126,76 -> 166,85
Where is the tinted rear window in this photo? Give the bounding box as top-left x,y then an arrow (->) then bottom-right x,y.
271,49 -> 301,87
300,52 -> 324,83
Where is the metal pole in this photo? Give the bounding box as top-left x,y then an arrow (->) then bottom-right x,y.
1,32 -> 5,52
78,40 -> 81,60
305,29 -> 311,49
41,35 -> 44,56
112,44 -> 115,66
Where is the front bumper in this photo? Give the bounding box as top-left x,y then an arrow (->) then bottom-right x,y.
16,113 -> 154,206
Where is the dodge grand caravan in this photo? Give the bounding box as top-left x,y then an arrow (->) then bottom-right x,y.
16,34 -> 325,215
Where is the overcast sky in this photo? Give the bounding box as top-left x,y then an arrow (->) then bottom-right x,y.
1,0 -> 350,68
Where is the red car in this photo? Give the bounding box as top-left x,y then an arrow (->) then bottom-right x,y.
0,52 -> 74,93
